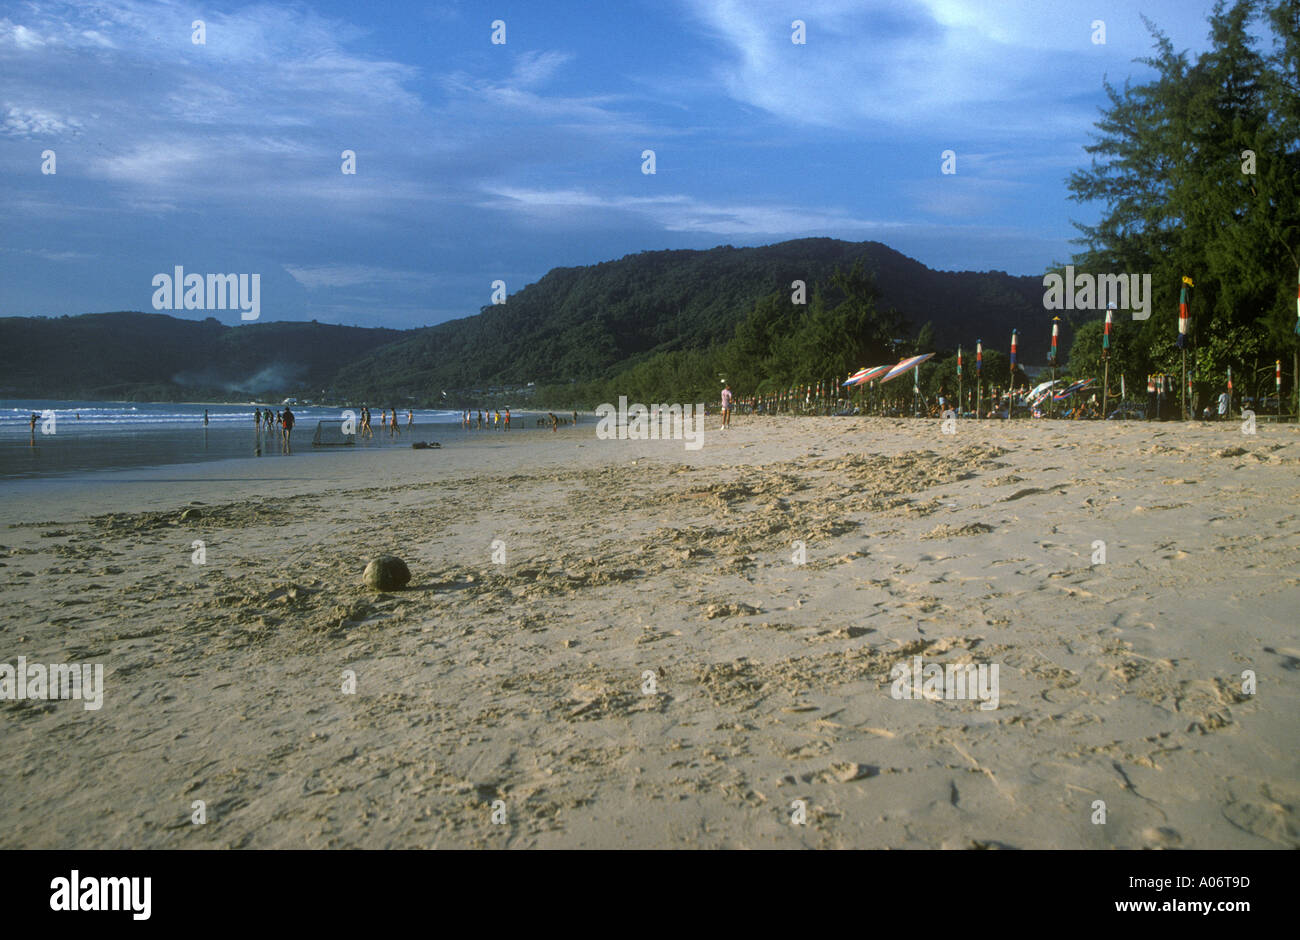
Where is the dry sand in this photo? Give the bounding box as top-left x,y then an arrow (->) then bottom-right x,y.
1,416 -> 1297,848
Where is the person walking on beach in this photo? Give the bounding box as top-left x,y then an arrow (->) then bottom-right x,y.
254,409 -> 260,431
721,382 -> 733,429
549,412 -> 558,432
1218,389 -> 1230,420
505,407 -> 511,431
407,410 -> 413,429
28,412 -> 38,445
572,410 -> 578,426
281,405 -> 295,452
477,410 -> 484,430
391,408 -> 400,436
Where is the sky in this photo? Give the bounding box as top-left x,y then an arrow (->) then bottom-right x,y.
0,0 -> 1234,329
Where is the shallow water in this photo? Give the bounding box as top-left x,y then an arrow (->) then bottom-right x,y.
0,400 -> 550,478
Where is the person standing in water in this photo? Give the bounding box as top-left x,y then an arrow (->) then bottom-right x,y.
203,409 -> 209,426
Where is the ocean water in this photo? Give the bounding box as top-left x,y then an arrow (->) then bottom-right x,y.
0,400 -> 548,479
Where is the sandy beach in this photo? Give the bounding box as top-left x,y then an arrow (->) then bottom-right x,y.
1,416 -> 1297,849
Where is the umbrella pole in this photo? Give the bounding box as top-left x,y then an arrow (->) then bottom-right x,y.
1181,348 -> 1187,420
1102,355 -> 1110,421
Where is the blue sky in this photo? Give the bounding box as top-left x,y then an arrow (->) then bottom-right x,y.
1,0 -> 1231,329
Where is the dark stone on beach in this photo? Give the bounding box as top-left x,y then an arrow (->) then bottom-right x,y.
363,555 -> 411,591
180,508 -> 203,521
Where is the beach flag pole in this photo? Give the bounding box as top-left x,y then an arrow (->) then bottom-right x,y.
956,345 -> 963,417
1009,330 -> 1018,417
1277,359 -> 1282,414
1227,366 -> 1233,417
1178,276 -> 1193,419
1102,304 -> 1113,416
976,339 -> 983,419
1049,317 -> 1060,418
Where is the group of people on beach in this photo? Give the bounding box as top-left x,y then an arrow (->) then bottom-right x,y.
253,406 -> 295,452
355,407 -> 411,439
463,408 -> 512,430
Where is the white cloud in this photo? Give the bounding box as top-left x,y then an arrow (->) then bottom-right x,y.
283,264 -> 437,290
675,0 -> 1208,135
1,104 -> 82,137
481,185 -> 903,237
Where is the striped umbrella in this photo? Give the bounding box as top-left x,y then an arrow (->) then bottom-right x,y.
1053,377 -> 1096,401
843,365 -> 890,386
880,353 -> 935,384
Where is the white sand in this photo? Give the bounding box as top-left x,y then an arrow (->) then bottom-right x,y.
1,416 -> 1297,848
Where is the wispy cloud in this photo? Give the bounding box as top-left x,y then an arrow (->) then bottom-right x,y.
283,264 -> 438,290
481,185 -> 903,237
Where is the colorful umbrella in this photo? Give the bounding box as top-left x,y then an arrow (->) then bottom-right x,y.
842,365 -> 891,386
879,353 -> 935,384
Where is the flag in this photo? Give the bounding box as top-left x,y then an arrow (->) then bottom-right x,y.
1277,360 -> 1282,394
1227,366 -> 1233,393
1295,267 -> 1299,335
956,345 -> 962,377
1177,277 -> 1191,348
1049,318 -> 1059,362
976,340 -> 983,374
1010,330 -> 1018,367
1103,306 -> 1112,351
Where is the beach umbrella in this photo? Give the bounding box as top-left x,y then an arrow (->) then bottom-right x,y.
844,365 -> 891,386
1053,377 -> 1095,401
879,353 -> 934,384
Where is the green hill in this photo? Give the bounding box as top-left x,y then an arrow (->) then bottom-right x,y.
1,239 -> 1066,404
0,312 -> 402,401
332,238 -> 1052,401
